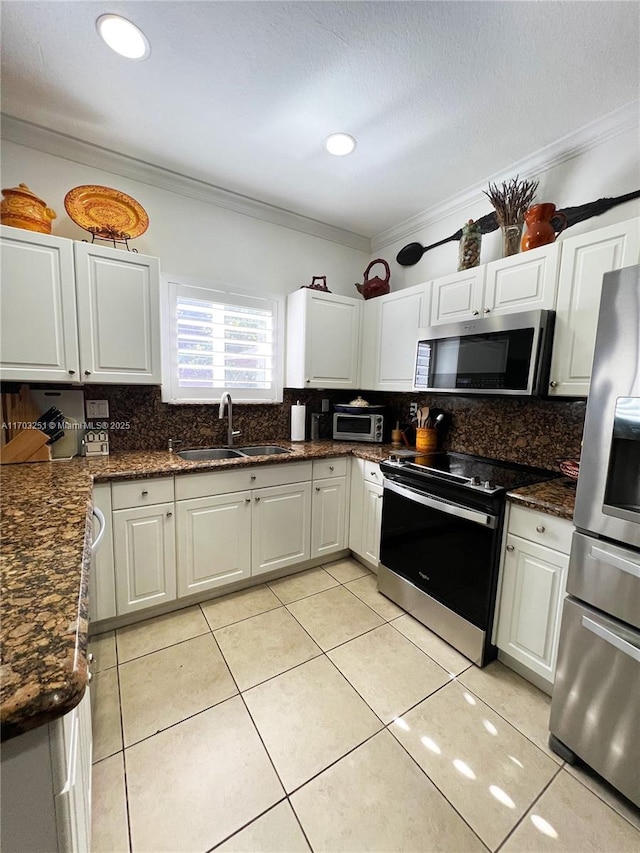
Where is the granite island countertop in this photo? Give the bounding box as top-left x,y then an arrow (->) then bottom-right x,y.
507,477 -> 577,520
0,440 -> 393,740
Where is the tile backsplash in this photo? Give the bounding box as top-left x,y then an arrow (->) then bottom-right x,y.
82,385 -> 586,472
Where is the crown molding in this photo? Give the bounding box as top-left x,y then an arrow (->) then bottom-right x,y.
371,101 -> 639,252
0,114 -> 371,253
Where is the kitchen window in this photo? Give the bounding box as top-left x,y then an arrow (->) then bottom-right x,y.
162,276 -> 284,403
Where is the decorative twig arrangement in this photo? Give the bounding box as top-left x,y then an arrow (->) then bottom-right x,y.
483,175 -> 539,226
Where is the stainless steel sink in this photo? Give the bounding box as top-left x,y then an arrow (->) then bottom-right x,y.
236,445 -> 291,456
178,448 -> 244,461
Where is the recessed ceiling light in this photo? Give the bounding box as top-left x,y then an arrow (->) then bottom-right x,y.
96,14 -> 150,60
324,133 -> 357,156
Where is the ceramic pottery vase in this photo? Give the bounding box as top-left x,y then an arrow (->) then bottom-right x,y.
1,183 -> 57,234
521,203 -> 568,251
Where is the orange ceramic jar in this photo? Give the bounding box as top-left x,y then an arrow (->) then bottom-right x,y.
521,203 -> 567,251
1,183 -> 57,234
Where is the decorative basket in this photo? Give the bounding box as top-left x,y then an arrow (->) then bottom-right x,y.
558,459 -> 580,480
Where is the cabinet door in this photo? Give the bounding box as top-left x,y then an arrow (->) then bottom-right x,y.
376,285 -> 429,391
358,297 -> 381,391
430,267 -> 485,326
176,492 -> 251,597
0,226 -> 80,382
311,476 -> 347,558
549,218 -> 640,396
90,483 -> 116,623
113,503 -> 176,614
484,242 -> 560,316
362,481 -> 383,569
496,533 -> 569,684
74,243 -> 161,384
286,289 -> 361,389
252,481 -> 311,575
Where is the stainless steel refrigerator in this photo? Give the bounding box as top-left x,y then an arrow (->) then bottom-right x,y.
549,264 -> 640,807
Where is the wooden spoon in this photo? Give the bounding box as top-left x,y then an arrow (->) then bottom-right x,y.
420,406 -> 430,428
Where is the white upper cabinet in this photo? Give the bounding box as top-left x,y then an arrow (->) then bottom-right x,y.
484,242 -> 560,315
430,267 -> 485,326
548,218 -> 640,397
0,226 -> 80,382
0,226 -> 161,384
360,283 -> 430,391
430,243 -> 560,327
286,289 -> 361,389
74,243 -> 161,383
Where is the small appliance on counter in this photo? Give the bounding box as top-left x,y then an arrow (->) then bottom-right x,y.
333,397 -> 385,443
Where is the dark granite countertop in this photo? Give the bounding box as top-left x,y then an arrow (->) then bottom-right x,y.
0,440 -> 392,740
507,477 -> 577,520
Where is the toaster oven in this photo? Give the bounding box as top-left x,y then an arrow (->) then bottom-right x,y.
333,412 -> 384,443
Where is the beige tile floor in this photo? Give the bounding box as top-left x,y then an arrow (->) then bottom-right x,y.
90,559 -> 640,853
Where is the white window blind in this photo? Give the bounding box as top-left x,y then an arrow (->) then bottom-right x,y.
163,278 -> 284,403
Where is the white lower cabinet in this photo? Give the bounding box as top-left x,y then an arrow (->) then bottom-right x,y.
1,688 -> 92,853
252,481 -> 312,575
90,484 -> 116,623
312,476 -> 347,558
349,458 -> 383,570
176,491 -> 252,597
496,504 -> 572,691
113,503 -> 177,614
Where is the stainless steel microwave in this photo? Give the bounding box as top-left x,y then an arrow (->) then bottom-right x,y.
414,309 -> 555,396
333,412 -> 385,443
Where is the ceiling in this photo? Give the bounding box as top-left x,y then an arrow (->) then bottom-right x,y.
1,1 -> 638,238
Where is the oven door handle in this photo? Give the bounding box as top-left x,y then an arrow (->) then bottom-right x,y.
383,479 -> 498,528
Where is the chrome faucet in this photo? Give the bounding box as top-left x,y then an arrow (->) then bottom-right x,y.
219,392 -> 241,446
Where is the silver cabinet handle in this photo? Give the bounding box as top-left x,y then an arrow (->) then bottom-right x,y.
506,544 -> 515,552
377,493 -> 383,499
484,308 -> 491,314
582,615 -> 640,663
141,490 -> 149,497
590,545 -> 640,579
329,465 -> 334,471
536,525 -> 545,533
315,487 -> 321,492
251,475 -> 256,481
84,370 -> 91,376
371,471 -> 378,478
306,379 -> 311,383
255,496 -> 261,502
550,380 -> 558,388
166,511 -> 173,518
91,507 -> 106,554
472,311 -> 479,316
68,369 -> 76,375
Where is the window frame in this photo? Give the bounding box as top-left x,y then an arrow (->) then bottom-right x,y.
161,274 -> 285,404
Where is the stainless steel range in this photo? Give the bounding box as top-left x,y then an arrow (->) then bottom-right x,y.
378,452 -> 556,666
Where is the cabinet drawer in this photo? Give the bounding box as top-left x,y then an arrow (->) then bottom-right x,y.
508,504 -> 573,554
176,461 -> 313,501
313,457 -> 348,479
363,461 -> 382,485
111,477 -> 175,510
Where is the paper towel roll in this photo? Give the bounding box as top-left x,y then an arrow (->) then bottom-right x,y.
291,402 -> 306,442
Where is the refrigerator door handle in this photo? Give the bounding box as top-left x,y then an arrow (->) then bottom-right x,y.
590,545 -> 640,579
582,615 -> 640,663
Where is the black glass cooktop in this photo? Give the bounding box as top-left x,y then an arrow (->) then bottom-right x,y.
382,451 -> 557,494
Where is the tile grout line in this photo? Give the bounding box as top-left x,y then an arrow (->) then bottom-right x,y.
493,762 -> 564,853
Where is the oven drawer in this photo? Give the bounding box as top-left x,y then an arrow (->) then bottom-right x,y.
508,504 -> 573,554
567,531 -> 640,630
550,595 -> 640,806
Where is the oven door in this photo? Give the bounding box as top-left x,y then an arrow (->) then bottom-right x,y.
380,478 -> 499,629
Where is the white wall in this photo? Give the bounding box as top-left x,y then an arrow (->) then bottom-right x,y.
1,140 -> 370,298
374,123 -> 640,290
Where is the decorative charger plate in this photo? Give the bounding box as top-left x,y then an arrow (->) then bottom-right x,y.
64,185 -> 149,238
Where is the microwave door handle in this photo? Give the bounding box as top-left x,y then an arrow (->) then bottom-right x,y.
581,615 -> 640,663
383,479 -> 497,528
590,545 -> 640,578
